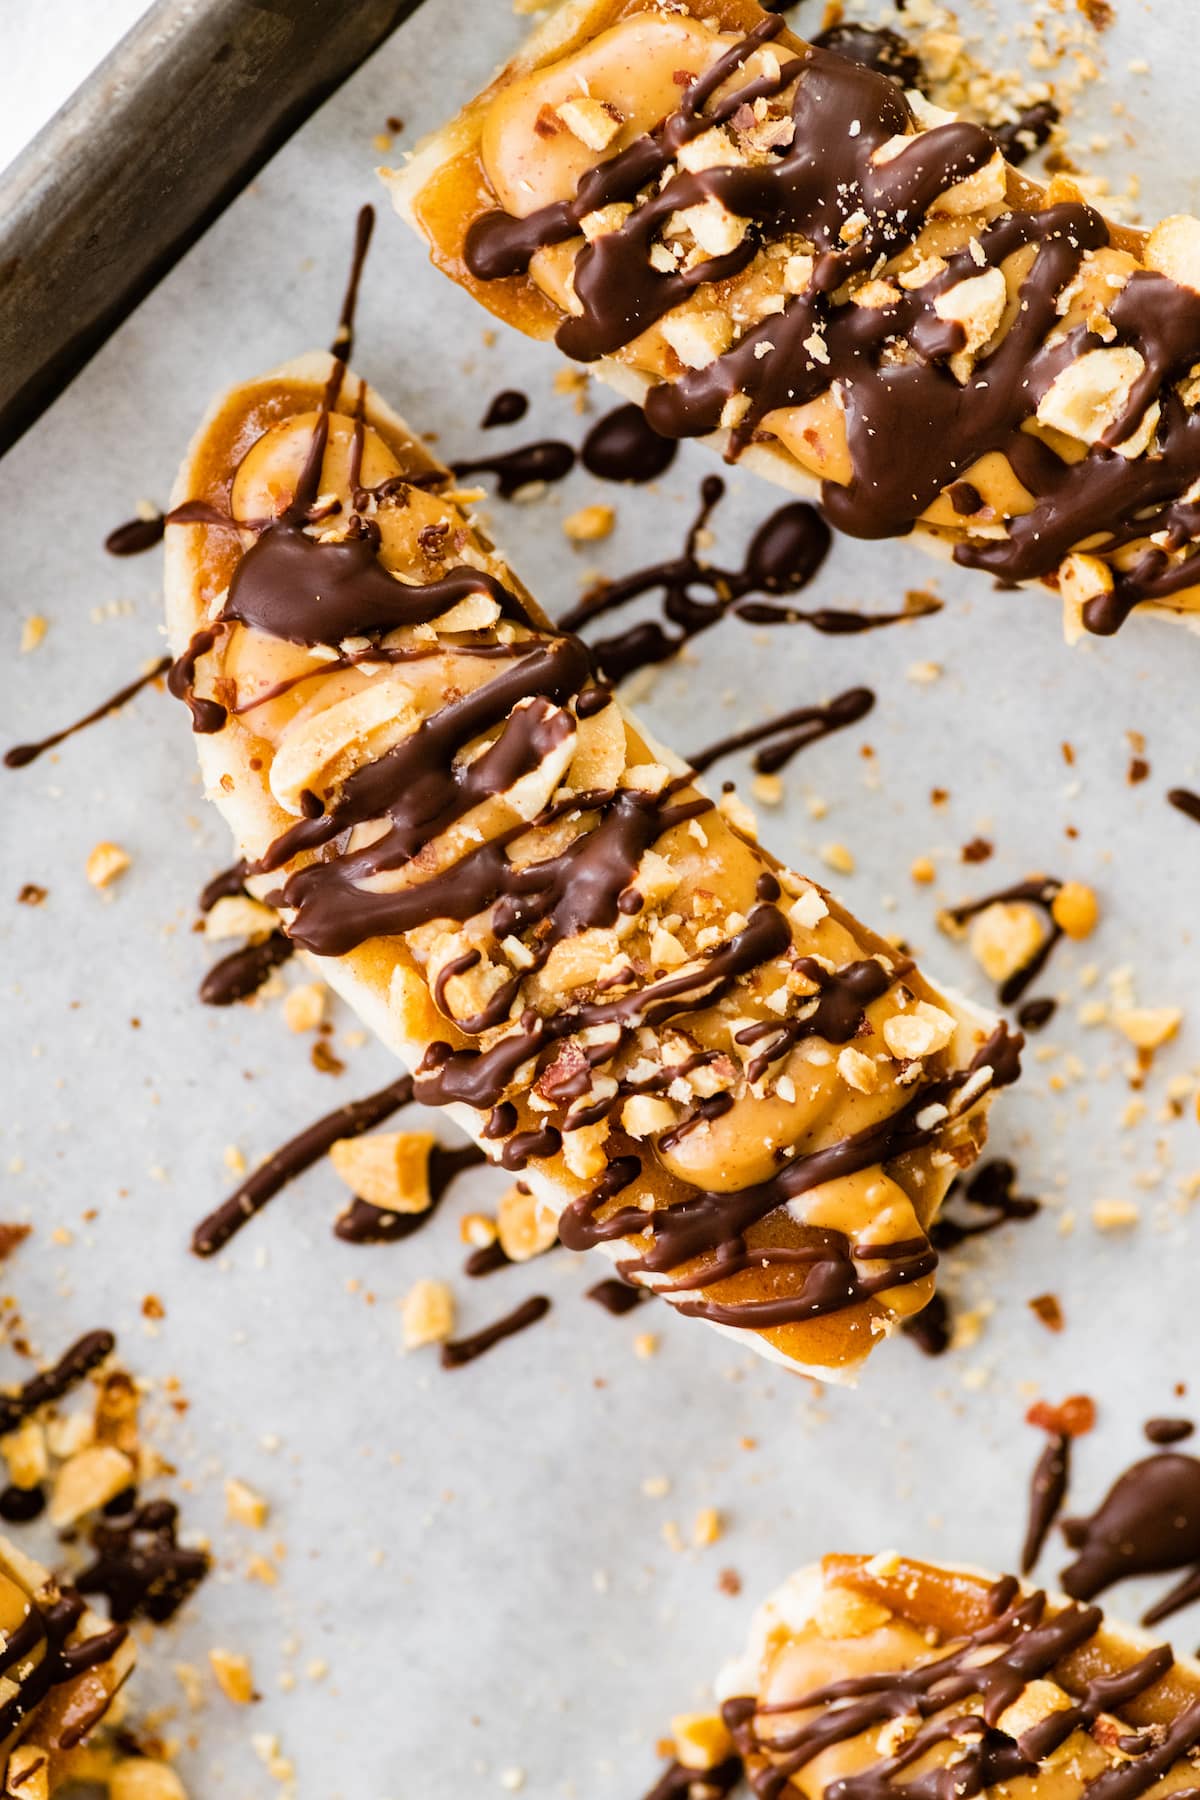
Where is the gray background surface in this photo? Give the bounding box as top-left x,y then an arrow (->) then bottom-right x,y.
1,1 -> 1198,1794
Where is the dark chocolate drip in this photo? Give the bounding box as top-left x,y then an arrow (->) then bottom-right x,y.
688,686 -> 874,775
104,513 -> 165,556
192,1076 -> 414,1255
440,1295 -> 551,1368
481,389 -> 529,429
992,100 -> 1060,167
581,403 -> 677,483
1016,996 -> 1057,1032
198,931 -> 294,1006
467,32 -> 1200,630
330,204 -> 375,361
333,1144 -> 486,1243
198,859 -> 250,913
0,1331 -> 114,1437
5,656 -> 171,768
902,1291 -> 951,1356
451,440 -> 575,497
1023,1434 -> 1071,1573
465,1241 -> 513,1278
1168,788 -> 1200,825
948,877 -> 1064,1006
812,22 -> 921,87
735,951 -> 903,1086
0,1587 -> 126,1750
77,1494 -> 210,1624
586,1275 -> 649,1315
930,1158 -> 1038,1251
559,476 -> 858,684
642,1755 -> 744,1800
1062,1453 -> 1200,1624
1146,1418 -> 1195,1445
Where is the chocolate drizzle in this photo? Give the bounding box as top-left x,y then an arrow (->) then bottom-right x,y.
0,1331 -> 114,1437
78,1493 -> 211,1624
440,1294 -> 551,1367
330,205 -> 375,362
465,29 -> 1200,631
643,1755 -> 744,1800
1062,1452 -> 1200,1625
104,512 -> 165,556
1168,788 -> 1200,826
586,1275 -> 650,1315
481,389 -> 529,429
947,877 -> 1064,1006
334,1144 -> 485,1243
198,930 -> 294,1006
581,403 -> 677,483
1023,1434 -> 1071,1573
450,439 -> 576,497
929,1159 -> 1038,1251
726,1578 -> 1200,1800
688,686 -> 874,776
192,1076 -> 414,1255
5,657 -> 171,769
558,474 -> 927,685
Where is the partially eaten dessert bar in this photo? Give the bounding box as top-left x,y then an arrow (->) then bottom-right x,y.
387,0 -> 1200,639
0,1533 -> 132,1795
164,350 -> 1018,1380
675,1550 -> 1200,1797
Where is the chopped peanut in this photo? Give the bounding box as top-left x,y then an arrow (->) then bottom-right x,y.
282,982 -> 326,1032
225,1477 -> 269,1530
85,842 -> 131,889
1051,882 -> 1099,940
563,504 -> 615,543
672,1712 -> 735,1772
209,1647 -> 257,1704
496,1183 -> 559,1262
1112,1007 -> 1182,1051
401,1278 -> 455,1350
48,1445 -> 135,1527
329,1130 -> 436,1212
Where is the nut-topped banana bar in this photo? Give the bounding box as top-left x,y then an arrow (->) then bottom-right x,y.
684,1552 -> 1200,1798
0,1533 -> 133,1795
386,0 -> 1200,639
164,351 -> 1017,1380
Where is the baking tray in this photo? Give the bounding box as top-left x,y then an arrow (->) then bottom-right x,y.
2,1 -> 1198,1793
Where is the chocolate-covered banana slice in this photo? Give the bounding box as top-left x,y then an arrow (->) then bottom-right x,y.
165,351 -> 1017,1380
387,0 -> 1200,639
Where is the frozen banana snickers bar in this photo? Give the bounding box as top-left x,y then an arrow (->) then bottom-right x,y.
387,0 -> 1200,638
164,352 -> 1018,1379
0,1535 -> 132,1794
695,1552 -> 1200,1799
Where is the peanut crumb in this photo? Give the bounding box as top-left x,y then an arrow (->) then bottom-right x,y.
209,1647 -> 257,1704
85,841 -> 131,889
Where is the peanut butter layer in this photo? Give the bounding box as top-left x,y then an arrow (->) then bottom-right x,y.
0,1532 -> 133,1795
712,1554 -> 1200,1799
387,0 -> 1200,639
164,351 -> 1017,1380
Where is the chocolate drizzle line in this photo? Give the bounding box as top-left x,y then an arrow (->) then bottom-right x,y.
930,1158 -> 1039,1252
192,1076 -> 414,1255
482,389 -> 529,429
440,1294 -> 551,1367
642,1754 -> 744,1800
198,931 -> 294,1006
1146,1418 -> 1195,1446
581,403 -> 678,483
465,29 -> 1200,632
1023,1434 -> 1071,1573
0,1331 -> 114,1437
5,656 -> 171,769
1062,1452 -> 1200,1626
334,1144 -> 486,1243
725,1578 -> 1200,1800
947,877 -> 1065,1007
1168,788 -> 1200,826
556,474 -> 927,686
688,686 -> 874,775
586,1275 -> 651,1315
330,205 -> 375,362
78,1494 -> 211,1624
104,513 -> 165,556
451,439 -> 576,497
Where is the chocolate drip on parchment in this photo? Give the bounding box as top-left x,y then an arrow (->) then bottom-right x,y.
330,204 -> 375,362
688,686 -> 874,776
0,1330 -> 114,1437
465,27 -> 1200,631
440,1295 -> 551,1368
5,656 -> 171,769
481,389 -> 529,429
199,930 -> 294,1006
78,1493 -> 211,1625
451,439 -> 576,497
930,1158 -> 1039,1252
725,1580 -> 1200,1800
1168,787 -> 1200,826
1062,1452 -> 1200,1625
1146,1417 -> 1195,1446
581,403 -> 678,483
104,513 -> 165,556
559,474 -> 928,685
192,1076 -> 414,1255
947,877 -> 1065,1007
642,1753 -> 744,1800
335,1144 -> 486,1243
586,1275 -> 651,1316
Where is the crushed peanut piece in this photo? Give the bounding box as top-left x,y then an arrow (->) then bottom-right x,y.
401,1278 -> 455,1349
209,1647 -> 257,1704
85,842 -> 131,889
